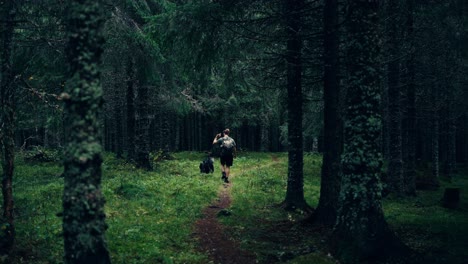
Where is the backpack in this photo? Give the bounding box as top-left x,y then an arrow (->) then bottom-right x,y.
199,157 -> 214,174
220,137 -> 235,156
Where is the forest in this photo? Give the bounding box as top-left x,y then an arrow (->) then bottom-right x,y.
1,0 -> 467,263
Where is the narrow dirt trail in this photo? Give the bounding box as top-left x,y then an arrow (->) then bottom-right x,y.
195,178 -> 256,264
193,159 -> 279,264
193,179 -> 256,264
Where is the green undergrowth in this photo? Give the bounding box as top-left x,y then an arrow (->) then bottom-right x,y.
221,152 -> 334,264
11,151 -> 220,263
383,168 -> 468,264
8,151 -> 468,264
222,154 -> 468,264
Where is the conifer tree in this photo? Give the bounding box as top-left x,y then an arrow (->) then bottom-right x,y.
0,0 -> 17,253
282,0 -> 309,211
332,0 -> 408,262
313,0 -> 342,226
386,0 -> 404,196
62,0 -> 111,263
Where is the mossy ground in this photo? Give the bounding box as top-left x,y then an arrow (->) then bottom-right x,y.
6,151 -> 468,263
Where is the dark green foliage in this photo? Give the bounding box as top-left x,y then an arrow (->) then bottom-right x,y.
62,0 -> 110,263
23,146 -> 61,163
7,152 -> 468,263
114,182 -> 151,200
4,0 -> 468,262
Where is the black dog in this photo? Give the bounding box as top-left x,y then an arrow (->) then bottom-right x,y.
199,157 -> 214,174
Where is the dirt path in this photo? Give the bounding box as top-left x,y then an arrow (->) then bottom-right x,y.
193,158 -> 282,263
193,177 -> 257,264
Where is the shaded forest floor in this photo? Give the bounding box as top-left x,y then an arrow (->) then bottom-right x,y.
193,176 -> 257,264
4,150 -> 468,263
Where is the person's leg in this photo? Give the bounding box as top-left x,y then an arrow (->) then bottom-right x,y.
220,157 -> 227,180
224,156 -> 233,183
220,164 -> 226,178
224,156 -> 234,177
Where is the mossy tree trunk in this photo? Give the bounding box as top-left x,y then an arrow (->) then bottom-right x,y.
332,1 -> 407,262
282,0 -> 309,211
313,0 -> 342,226
62,1 -> 111,263
0,0 -> 17,253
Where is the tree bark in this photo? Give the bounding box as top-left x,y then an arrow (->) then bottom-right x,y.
313,0 -> 342,226
175,115 -> 180,151
442,105 -> 456,180
282,0 -> 309,211
135,83 -> 152,170
115,104 -> 123,158
62,1 -> 111,263
260,119 -> 270,152
126,57 -> 136,161
386,0 -> 404,196
430,84 -> 441,188
403,0 -> 417,196
332,1 -> 407,262
0,0 -> 17,252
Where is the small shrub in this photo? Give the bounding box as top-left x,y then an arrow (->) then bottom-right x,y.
23,146 -> 61,162
114,182 -> 151,199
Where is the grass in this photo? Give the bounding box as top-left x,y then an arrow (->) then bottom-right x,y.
225,154 -> 468,264
6,151 -> 468,263
222,152 -> 333,263
12,151 -> 220,264
383,169 -> 468,264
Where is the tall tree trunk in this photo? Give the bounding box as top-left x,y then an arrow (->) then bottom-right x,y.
126,58 -> 136,161
160,107 -> 171,156
442,105 -> 456,180
175,116 -> 180,151
62,1 -> 111,263
260,119 -> 270,152
135,83 -> 151,170
431,107 -> 440,185
313,0 -> 342,226
190,113 -> 195,151
332,1 -> 407,262
427,76 -> 441,189
197,112 -> 202,151
0,0 -> 17,253
386,0 -> 404,196
44,126 -> 49,148
282,0 -> 309,211
249,125 -> 255,151
403,0 -> 417,196
115,104 -> 123,158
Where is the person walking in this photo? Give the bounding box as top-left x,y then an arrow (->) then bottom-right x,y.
213,128 -> 236,183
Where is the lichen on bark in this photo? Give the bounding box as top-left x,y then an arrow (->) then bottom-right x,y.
62,1 -> 111,263
332,1 -> 408,262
